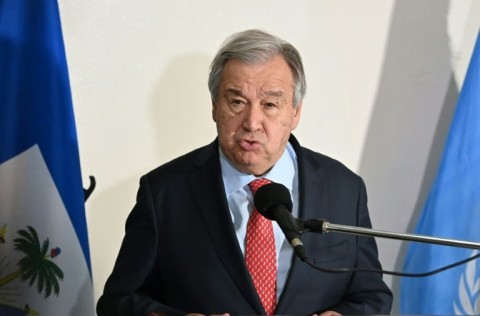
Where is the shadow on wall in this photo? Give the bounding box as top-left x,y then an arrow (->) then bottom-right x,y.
148,53 -> 217,163
90,53 -> 215,301
357,0 -> 458,313
88,172 -> 143,302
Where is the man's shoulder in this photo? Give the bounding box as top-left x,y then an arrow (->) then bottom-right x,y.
301,146 -> 349,168
293,140 -> 361,184
143,140 -> 218,180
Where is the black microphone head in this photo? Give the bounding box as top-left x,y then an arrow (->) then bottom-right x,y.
254,182 -> 293,220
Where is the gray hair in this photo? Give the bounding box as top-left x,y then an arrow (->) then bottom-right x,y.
208,29 -> 306,107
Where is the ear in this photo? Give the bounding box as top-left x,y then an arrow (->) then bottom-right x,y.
291,102 -> 303,130
212,101 -> 217,123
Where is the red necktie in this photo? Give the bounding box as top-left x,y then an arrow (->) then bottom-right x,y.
245,178 -> 277,316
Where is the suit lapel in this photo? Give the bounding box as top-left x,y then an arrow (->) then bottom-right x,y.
188,140 -> 264,314
276,135 -> 330,313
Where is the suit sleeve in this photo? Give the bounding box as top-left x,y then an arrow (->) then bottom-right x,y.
327,178 -> 393,314
96,176 -> 186,316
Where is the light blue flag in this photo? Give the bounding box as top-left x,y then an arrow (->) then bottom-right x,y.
0,1 -> 95,315
400,32 -> 480,314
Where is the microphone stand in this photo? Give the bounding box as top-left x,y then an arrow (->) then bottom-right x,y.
300,219 -> 480,250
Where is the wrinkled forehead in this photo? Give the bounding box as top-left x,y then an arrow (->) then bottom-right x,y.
220,56 -> 295,92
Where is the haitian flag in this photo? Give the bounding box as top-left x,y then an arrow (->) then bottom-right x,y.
0,0 -> 95,314
400,32 -> 480,314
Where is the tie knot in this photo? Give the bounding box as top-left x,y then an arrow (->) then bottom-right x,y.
248,178 -> 271,195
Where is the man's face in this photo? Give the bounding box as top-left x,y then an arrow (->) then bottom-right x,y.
212,55 -> 302,176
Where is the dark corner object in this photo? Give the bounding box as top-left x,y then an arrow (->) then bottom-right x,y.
84,175 -> 96,202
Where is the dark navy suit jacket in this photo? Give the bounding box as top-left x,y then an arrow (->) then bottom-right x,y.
97,135 -> 392,316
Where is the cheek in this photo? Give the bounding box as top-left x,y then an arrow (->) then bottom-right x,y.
267,120 -> 293,143
277,117 -> 294,131
216,113 -> 239,135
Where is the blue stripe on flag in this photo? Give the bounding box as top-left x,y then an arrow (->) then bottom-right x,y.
400,32 -> 480,314
0,0 -> 91,273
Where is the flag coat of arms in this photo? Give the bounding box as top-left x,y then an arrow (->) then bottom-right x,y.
0,1 -> 95,315
401,32 -> 480,314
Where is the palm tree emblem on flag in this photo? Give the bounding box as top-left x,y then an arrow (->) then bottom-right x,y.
0,225 -> 63,314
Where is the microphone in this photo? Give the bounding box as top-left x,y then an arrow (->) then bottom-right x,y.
254,183 -> 480,277
254,182 -> 308,261
300,219 -> 480,250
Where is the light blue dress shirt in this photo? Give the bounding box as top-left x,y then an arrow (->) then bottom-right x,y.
219,143 -> 299,299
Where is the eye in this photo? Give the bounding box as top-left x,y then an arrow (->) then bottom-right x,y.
228,98 -> 247,113
263,101 -> 279,110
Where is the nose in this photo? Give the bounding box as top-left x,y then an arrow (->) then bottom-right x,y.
242,104 -> 264,132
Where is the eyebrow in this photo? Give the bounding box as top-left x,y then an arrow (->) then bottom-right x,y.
223,88 -> 285,98
224,88 -> 244,97
262,90 -> 285,98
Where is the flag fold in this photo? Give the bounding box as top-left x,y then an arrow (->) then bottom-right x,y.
0,1 -> 94,314
400,32 -> 480,314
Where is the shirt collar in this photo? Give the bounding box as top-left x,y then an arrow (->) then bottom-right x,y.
219,143 -> 297,197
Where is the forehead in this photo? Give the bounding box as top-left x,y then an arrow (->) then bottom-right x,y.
220,55 -> 294,96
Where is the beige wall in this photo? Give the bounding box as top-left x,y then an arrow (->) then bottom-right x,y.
58,0 -> 480,312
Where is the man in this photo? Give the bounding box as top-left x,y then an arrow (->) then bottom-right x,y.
97,29 -> 393,316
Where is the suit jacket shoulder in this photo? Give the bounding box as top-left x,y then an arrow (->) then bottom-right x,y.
144,139 -> 219,181
289,134 -> 363,192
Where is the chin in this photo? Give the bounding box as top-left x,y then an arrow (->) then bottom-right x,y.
240,162 -> 270,176
234,160 -> 259,174
233,153 -> 269,174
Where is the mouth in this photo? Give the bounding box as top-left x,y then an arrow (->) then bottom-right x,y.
238,139 -> 260,151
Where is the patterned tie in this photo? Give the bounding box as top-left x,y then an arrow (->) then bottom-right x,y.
245,178 -> 277,316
